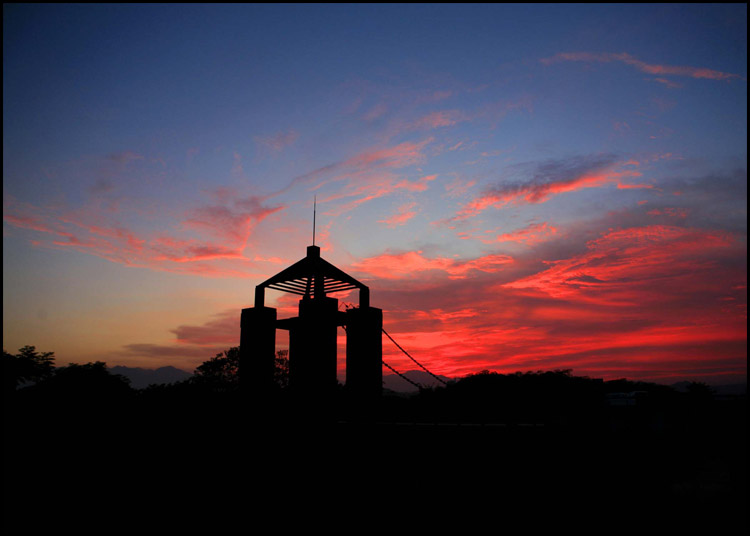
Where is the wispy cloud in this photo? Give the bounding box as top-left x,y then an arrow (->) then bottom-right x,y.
353,250 -> 514,281
253,129 -> 299,153
408,110 -> 467,130
322,174 -> 436,216
647,207 -> 689,219
541,52 -> 744,82
361,102 -> 388,121
492,222 -> 558,245
651,77 -> 683,89
444,177 -> 476,197
3,192 -> 284,278
449,155 -> 644,222
106,151 -> 144,165
183,194 -> 284,246
273,138 -> 434,198
378,202 -> 418,228
342,139 -> 432,171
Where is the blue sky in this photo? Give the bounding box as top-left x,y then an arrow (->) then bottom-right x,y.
3,4 -> 746,383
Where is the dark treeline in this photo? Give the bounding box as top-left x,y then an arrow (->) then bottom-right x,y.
4,345 -> 737,430
3,345 -> 746,532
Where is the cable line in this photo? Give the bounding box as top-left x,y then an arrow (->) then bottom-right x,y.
339,301 -> 446,389
381,327 -> 448,386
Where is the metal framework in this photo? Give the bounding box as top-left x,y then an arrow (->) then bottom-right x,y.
255,245 -> 369,307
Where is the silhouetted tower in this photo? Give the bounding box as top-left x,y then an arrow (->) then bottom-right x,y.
240,244 -> 382,405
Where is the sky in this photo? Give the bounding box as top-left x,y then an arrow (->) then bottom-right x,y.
3,4 -> 747,385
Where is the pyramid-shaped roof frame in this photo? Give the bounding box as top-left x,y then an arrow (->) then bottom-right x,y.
255,245 -> 369,308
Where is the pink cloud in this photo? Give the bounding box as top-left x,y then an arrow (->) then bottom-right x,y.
343,138 -> 432,170
231,151 -> 244,178
541,52 -> 744,82
253,129 -> 299,153
4,214 -> 73,238
353,250 -> 514,281
362,102 -> 388,121
3,192 -> 284,278
171,310 -> 240,346
409,110 -> 466,130
59,217 -> 147,251
492,222 -> 558,245
648,207 -> 689,219
321,174 -> 437,216
652,77 -> 683,89
183,199 -> 283,246
270,138 -> 434,202
616,182 -> 654,190
152,238 -> 245,263
378,202 -> 418,228
450,159 -> 644,222
444,177 -> 476,197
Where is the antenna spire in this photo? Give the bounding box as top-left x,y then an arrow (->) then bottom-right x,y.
313,195 -> 317,246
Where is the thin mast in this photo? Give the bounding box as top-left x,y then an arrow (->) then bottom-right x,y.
313,195 -> 317,246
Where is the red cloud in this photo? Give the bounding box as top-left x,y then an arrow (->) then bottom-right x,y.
118,217 -> 745,384
356,219 -> 746,382
503,225 -> 736,301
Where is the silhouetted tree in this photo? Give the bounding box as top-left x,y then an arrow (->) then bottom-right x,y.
32,361 -> 133,402
192,347 -> 290,391
686,381 -> 715,398
193,347 -> 240,391
685,381 -> 716,419
274,349 -> 289,389
411,368 -> 607,424
2,345 -> 56,393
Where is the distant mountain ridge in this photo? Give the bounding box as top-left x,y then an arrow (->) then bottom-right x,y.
383,370 -> 453,392
109,365 -> 193,389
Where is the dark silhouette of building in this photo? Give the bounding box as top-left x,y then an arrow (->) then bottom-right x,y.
240,244 -> 382,404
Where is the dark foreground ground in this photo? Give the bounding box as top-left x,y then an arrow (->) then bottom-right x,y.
4,394 -> 747,532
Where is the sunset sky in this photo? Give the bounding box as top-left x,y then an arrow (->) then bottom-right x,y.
3,4 -> 747,385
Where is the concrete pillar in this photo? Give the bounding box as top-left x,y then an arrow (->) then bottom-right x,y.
240,306 -> 277,395
289,296 -> 339,397
345,306 -> 383,401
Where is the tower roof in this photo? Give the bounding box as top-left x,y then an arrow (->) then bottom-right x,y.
255,245 -> 369,307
